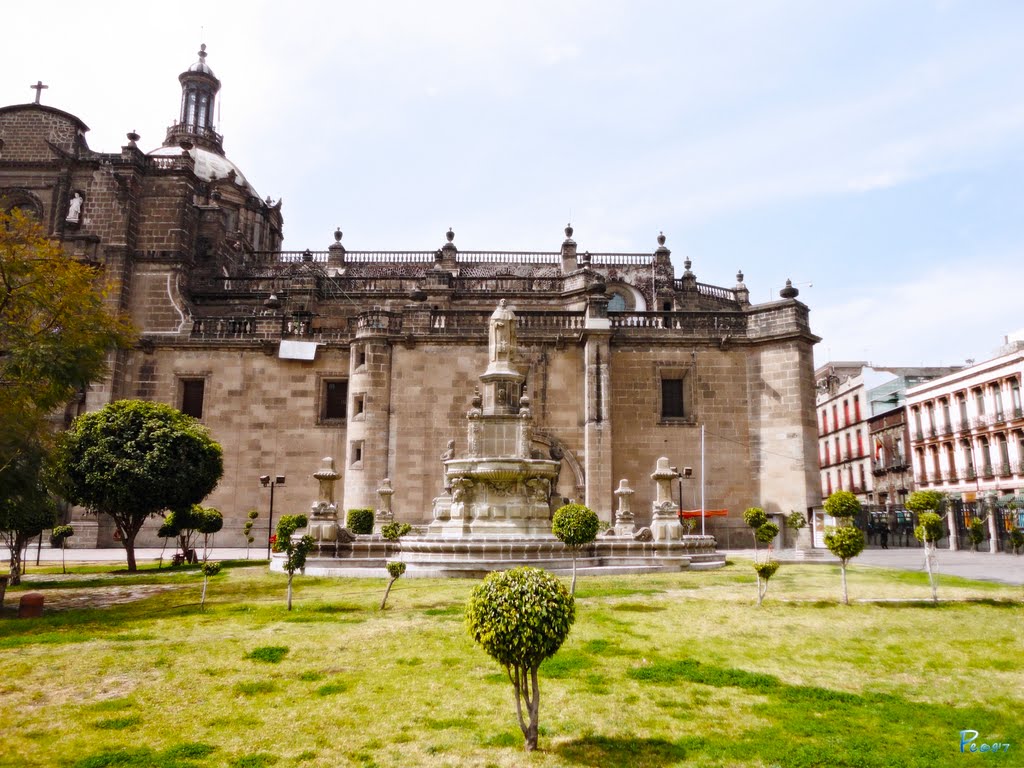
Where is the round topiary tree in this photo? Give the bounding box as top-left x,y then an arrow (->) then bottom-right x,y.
274,514 -> 315,611
551,502 -> 600,595
823,490 -> 861,521
742,507 -> 769,554
824,525 -> 865,605
466,567 -> 575,752
906,490 -> 946,602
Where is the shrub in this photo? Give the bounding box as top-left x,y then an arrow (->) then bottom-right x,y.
967,518 -> 985,551
552,503 -> 600,595
752,559 -> 780,607
755,522 -> 779,544
742,507 -> 768,529
381,522 -> 412,541
346,508 -> 374,534
1009,528 -> 1024,555
466,567 -> 575,752
785,511 -> 807,530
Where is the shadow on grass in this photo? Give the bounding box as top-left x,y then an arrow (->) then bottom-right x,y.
555,736 -> 690,767
606,658 -> 1020,768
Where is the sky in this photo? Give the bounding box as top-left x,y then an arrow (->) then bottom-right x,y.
3,1 -> 1023,368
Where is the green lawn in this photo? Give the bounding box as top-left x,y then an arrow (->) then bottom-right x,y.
0,560 -> 1020,767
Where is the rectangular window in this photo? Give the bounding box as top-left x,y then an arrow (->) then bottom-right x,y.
350,440 -> 364,467
353,394 -> 365,418
322,380 -> 347,421
853,395 -> 861,422
181,379 -> 205,419
661,378 -> 685,419
356,346 -> 367,368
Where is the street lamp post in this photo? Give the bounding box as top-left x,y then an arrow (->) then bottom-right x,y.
260,474 -> 286,559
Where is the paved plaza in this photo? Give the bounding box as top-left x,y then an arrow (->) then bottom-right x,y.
5,545 -> 1024,586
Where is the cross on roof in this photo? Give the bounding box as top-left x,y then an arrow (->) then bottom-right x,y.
30,80 -> 48,104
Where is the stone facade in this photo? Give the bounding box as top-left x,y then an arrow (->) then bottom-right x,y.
2,49 -> 823,548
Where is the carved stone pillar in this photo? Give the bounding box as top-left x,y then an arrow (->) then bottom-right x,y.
613,479 -> 635,535
649,457 -> 681,542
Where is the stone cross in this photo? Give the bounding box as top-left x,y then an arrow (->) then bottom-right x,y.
30,81 -> 48,104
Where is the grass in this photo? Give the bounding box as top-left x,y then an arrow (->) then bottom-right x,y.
0,560 -> 1022,767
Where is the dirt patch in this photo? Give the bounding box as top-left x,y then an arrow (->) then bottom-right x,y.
2,583 -> 185,611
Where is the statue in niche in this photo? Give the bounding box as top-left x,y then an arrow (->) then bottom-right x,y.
66,192 -> 83,223
496,388 -> 507,406
489,299 -> 517,362
440,439 -> 455,492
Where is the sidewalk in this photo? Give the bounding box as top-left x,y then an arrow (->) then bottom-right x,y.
724,547 -> 1024,586
6,546 -> 1024,586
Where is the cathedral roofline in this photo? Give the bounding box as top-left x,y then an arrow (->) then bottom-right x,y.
0,103 -> 89,133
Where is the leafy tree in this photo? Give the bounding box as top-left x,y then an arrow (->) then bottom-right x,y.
56,400 -> 223,572
966,518 -> 985,552
0,209 -> 134,513
274,515 -> 315,611
824,525 -> 865,605
51,524 -> 74,575
193,505 -> 223,562
0,459 -> 57,585
551,502 -> 600,596
906,491 -> 946,603
156,520 -> 176,569
1009,528 -> 1024,556
200,561 -> 222,610
380,562 -> 407,610
752,560 -> 780,607
742,507 -> 769,554
914,512 -> 945,603
379,522 -> 412,610
243,509 -> 259,559
823,490 -> 861,521
465,567 -> 575,752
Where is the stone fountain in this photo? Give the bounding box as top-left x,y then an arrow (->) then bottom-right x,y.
277,300 -> 723,578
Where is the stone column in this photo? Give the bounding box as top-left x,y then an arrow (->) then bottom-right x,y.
583,331 -> 612,523
374,477 -> 395,533
343,325 -> 393,514
613,479 -> 635,535
649,457 -> 681,542
946,506 -> 960,551
986,492 -> 1000,554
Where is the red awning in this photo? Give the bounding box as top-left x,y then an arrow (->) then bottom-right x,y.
678,509 -> 728,519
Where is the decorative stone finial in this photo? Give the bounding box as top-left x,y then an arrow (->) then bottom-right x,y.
334,228 -> 342,243
198,43 -> 207,61
126,130 -> 140,145
780,279 -> 799,299
736,270 -> 744,284
683,257 -> 693,277
564,223 -> 574,239
263,293 -> 282,310
446,227 -> 455,243
657,231 -> 666,247
302,249 -> 313,262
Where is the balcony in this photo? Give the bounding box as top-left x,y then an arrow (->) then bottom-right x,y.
965,467 -> 977,480
1013,407 -> 1023,420
941,424 -> 953,436
994,411 -> 1006,425
913,431 -> 924,441
981,464 -> 994,479
998,462 -> 1013,477
926,426 -> 937,438
943,469 -> 958,482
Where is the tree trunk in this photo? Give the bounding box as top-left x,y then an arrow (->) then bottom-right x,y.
570,551 -> 577,596
287,573 -> 294,611
201,574 -> 209,609
510,666 -> 530,749
925,542 -> 938,603
7,539 -> 22,586
526,666 -> 540,751
158,537 -> 167,569
754,572 -> 762,605
380,577 -> 397,610
840,561 -> 849,605
61,540 -> 66,575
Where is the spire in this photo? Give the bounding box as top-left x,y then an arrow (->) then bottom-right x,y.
165,43 -> 224,154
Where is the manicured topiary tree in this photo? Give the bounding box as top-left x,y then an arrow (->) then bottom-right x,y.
243,509 -> 259,559
823,491 -> 864,605
51,524 -> 74,575
157,520 -> 176,568
753,560 -> 780,607
552,502 -> 600,596
785,510 -> 807,548
466,567 -> 575,752
200,561 -> 222,610
346,508 -> 374,535
1010,528 -> 1024,556
966,518 -> 985,552
274,514 -> 315,611
906,490 -> 945,602
193,505 -> 223,562
56,400 -> 223,572
743,507 -> 768,554
379,522 -> 412,610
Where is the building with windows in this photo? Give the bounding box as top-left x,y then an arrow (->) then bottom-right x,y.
815,363 -> 959,507
1,47 -> 823,547
905,343 -> 1024,518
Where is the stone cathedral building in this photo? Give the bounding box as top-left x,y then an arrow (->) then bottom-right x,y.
1,47 -> 822,548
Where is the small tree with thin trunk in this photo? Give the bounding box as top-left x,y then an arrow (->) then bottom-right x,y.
193,505 -> 223,563
823,490 -> 864,605
906,490 -> 946,603
157,521 -> 176,568
552,502 -> 599,596
243,509 -> 259,559
752,521 -> 780,606
379,522 -> 411,610
466,567 -> 575,752
0,471 -> 57,586
200,561 -> 221,609
743,507 -> 769,555
274,515 -> 314,611
51,525 -> 74,575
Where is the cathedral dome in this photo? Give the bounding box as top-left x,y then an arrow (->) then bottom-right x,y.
147,144 -> 258,197
186,44 -> 216,77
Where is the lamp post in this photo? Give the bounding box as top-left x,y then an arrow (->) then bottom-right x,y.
260,474 -> 286,559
